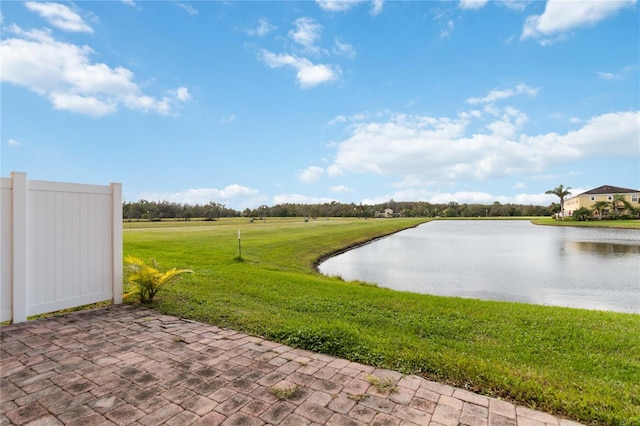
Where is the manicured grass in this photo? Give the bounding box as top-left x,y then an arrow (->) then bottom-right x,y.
532,217 -> 640,229
124,217 -> 639,425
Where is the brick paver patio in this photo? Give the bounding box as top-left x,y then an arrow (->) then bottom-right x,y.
1,305 -> 584,425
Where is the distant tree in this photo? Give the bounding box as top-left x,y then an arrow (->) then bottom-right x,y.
609,194 -> 628,218
572,207 -> 592,221
593,201 -> 609,220
545,185 -> 572,217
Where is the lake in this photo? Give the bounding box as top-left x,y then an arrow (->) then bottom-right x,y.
319,220 -> 640,313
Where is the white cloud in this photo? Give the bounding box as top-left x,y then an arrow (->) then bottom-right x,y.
173,87 -> 191,101
330,185 -> 353,193
326,110 -> 639,186
289,17 -> 323,53
328,115 -> 347,126
1,26 -> 189,116
220,114 -> 236,124
140,185 -> 259,206
316,0 -> 383,15
522,0 -> 636,42
260,50 -> 340,89
459,0 -> 488,10
333,38 -> 356,58
316,0 -> 362,12
273,193 -> 337,205
25,2 -> 93,33
7,138 -> 22,147
247,18 -> 276,36
176,2 -> 198,15
121,0 -> 136,6
467,84 -> 538,105
500,1 -> 528,11
595,66 -> 638,81
370,0 -> 384,15
297,166 -> 325,184
440,20 -> 454,38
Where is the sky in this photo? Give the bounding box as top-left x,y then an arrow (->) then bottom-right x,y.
1,0 -> 639,211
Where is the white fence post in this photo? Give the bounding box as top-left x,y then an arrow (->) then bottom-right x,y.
111,183 -> 123,304
11,172 -> 28,323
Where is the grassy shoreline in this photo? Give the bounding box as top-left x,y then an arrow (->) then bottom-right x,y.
531,217 -> 640,229
124,218 -> 639,425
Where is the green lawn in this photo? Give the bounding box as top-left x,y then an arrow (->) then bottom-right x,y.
124,217 -> 639,425
532,217 -> 640,229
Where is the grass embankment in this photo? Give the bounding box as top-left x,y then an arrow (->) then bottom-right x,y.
532,217 -> 640,229
124,218 -> 639,425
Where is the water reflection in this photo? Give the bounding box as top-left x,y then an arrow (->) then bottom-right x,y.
569,241 -> 640,256
319,220 -> 640,313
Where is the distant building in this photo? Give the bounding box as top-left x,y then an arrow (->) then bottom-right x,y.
374,208 -> 399,218
564,185 -> 640,217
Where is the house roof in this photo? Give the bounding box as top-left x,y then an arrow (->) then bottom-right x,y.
580,185 -> 640,196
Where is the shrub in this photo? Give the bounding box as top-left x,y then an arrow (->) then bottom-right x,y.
124,256 -> 193,304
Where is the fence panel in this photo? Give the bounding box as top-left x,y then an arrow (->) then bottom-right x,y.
0,172 -> 122,323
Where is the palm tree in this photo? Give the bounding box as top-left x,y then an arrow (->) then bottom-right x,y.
545,184 -> 572,218
593,201 -> 609,220
609,194 -> 627,218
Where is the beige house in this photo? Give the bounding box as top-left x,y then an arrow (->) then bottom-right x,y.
374,208 -> 398,218
564,185 -> 640,217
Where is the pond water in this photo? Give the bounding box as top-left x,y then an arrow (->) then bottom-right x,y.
319,220 -> 640,313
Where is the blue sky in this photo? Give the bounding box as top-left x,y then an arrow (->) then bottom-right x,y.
2,0 -> 639,210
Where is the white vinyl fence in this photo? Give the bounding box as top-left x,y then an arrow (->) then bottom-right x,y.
1,172 -> 122,323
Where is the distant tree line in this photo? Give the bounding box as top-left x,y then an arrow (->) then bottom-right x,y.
123,200 -> 240,221
123,199 -> 556,221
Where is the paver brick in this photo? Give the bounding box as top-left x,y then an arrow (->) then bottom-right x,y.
192,411 -> 226,426
307,391 -> 333,407
165,410 -> 200,426
327,394 -> 357,414
460,411 -> 489,426
370,412 -> 401,426
432,404 -> 462,426
259,400 -> 295,423
389,386 -> 415,405
57,404 -> 96,424
516,407 -> 560,425
241,399 -> 271,417
183,395 -> 218,416
23,415 -> 64,426
220,412 -> 263,426
326,412 -> 366,426
295,401 -> 335,424
280,413 -> 312,425
490,399 -> 516,419
358,394 -> 395,414
137,395 -> 170,413
5,401 -> 49,425
439,394 -> 464,410
104,403 -> 146,426
454,390 -> 490,407
515,418 -> 546,426
393,404 -> 432,425
310,379 -> 343,393
215,393 -> 251,415
138,402 -> 182,425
